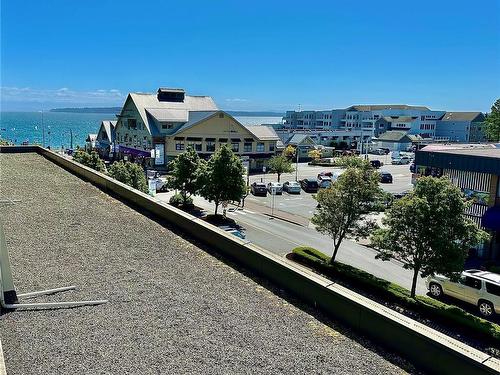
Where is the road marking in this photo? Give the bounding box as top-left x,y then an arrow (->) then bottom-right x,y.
0,338 -> 6,375
241,219 -> 303,247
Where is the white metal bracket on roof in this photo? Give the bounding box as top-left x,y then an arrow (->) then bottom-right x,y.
0,212 -> 107,311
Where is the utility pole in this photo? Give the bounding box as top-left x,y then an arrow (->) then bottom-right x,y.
295,146 -> 299,181
70,129 -> 73,149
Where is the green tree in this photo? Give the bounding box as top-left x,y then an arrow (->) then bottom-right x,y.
371,177 -> 489,298
73,149 -> 106,172
485,98 -> 500,142
200,145 -> 246,215
108,160 -> 148,193
267,155 -> 294,182
168,147 -> 205,206
311,158 -> 384,264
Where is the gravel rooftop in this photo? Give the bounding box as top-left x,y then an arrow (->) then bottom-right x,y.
0,153 -> 417,374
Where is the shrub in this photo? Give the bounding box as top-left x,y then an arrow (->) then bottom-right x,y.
169,193 -> 193,207
292,246 -> 500,343
73,149 -> 106,172
108,160 -> 148,193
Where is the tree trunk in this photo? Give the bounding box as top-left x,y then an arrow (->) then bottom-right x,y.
214,202 -> 219,216
410,267 -> 420,298
329,241 -> 341,264
277,173 -> 281,182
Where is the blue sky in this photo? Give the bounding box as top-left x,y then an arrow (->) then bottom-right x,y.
1,0 -> 499,112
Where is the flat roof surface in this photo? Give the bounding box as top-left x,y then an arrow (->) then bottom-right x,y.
0,153 -> 413,374
420,144 -> 500,159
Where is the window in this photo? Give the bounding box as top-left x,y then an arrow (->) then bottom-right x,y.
127,118 -> 137,129
206,141 -> 215,152
269,143 -> 275,152
161,123 -> 174,129
486,283 -> 500,296
175,141 -> 184,151
244,142 -> 252,152
256,142 -> 264,152
194,143 -> 202,152
464,276 -> 481,290
232,142 -> 239,152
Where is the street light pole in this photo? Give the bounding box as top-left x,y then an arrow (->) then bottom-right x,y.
295,146 -> 299,181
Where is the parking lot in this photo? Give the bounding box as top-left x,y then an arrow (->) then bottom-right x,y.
247,155 -> 413,220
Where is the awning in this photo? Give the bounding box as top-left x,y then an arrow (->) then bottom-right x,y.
118,145 -> 151,158
482,206 -> 500,231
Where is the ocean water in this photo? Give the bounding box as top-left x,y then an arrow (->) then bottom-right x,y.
0,112 -> 282,148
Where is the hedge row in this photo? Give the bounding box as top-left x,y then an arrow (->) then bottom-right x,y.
292,246 -> 500,344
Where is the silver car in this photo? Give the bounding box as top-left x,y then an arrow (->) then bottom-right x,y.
426,269 -> 500,317
267,182 -> 283,195
283,181 -> 301,194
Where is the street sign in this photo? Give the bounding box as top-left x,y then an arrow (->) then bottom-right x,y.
263,166 -> 266,173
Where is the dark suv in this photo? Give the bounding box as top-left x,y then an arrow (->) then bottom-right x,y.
300,178 -> 319,193
251,182 -> 267,196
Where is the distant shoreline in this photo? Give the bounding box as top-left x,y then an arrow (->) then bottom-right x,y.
49,107 -> 284,117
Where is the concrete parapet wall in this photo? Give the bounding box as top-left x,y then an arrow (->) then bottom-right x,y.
2,145 -> 498,375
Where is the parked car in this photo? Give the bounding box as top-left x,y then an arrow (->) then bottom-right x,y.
317,175 -> 332,189
379,148 -> 390,154
300,178 -> 319,193
370,148 -> 386,155
283,181 -> 301,194
370,160 -> 382,169
251,182 -> 267,196
379,171 -> 393,183
392,190 -> 410,199
317,171 -> 333,178
392,156 -> 412,165
267,182 -> 283,195
426,270 -> 500,317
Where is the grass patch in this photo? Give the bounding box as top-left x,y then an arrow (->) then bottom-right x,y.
292,246 -> 500,345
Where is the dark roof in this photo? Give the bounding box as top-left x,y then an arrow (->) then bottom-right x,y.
376,131 -> 410,142
347,105 -> 430,111
286,134 -> 315,145
439,112 -> 484,122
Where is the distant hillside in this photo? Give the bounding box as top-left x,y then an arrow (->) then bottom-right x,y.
50,107 -> 284,117
50,107 -> 121,114
226,111 -> 284,117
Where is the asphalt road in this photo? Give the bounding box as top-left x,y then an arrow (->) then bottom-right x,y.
156,190 -> 427,295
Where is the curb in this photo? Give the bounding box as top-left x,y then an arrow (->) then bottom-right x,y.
263,213 -> 305,226
0,338 -> 6,375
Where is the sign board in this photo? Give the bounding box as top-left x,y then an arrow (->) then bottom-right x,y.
154,144 -> 164,165
148,179 -> 157,197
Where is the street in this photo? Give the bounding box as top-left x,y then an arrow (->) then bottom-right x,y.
156,156 -> 427,295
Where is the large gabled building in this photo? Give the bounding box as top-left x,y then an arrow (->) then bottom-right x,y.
96,120 -> 117,159
113,88 -> 279,171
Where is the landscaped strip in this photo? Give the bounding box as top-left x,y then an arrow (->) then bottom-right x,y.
2,145 -> 499,375
291,246 -> 500,346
